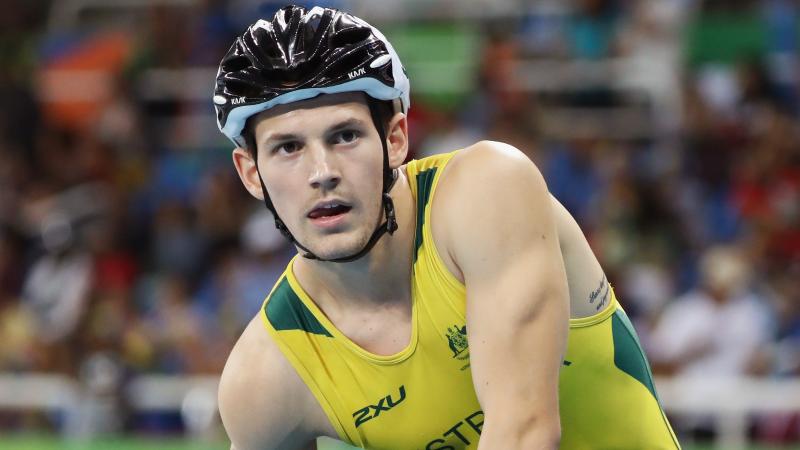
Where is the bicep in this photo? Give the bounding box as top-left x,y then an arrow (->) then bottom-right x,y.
445,143 -> 569,418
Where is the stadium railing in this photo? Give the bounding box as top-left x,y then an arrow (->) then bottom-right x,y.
1,373 -> 799,447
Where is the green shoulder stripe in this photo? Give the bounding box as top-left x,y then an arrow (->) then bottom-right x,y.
264,277 -> 332,336
611,309 -> 659,401
414,167 -> 438,262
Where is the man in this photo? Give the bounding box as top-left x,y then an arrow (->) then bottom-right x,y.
213,6 -> 679,450
650,245 -> 771,377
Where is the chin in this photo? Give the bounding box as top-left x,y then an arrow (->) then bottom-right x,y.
303,229 -> 373,261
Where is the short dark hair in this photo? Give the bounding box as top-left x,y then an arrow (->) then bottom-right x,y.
240,98 -> 396,157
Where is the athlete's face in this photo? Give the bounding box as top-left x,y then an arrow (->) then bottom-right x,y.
232,93 -> 407,260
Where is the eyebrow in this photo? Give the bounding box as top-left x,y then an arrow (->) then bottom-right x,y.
327,118 -> 367,132
260,118 -> 368,147
261,132 -> 301,147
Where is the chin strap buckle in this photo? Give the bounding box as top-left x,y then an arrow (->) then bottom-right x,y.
383,193 -> 398,234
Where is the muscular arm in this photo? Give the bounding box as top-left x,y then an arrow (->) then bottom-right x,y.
439,142 -> 569,449
219,316 -> 321,450
549,195 -> 610,319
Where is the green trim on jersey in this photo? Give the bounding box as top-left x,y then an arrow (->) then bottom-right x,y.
414,167 -> 438,262
611,310 -> 657,400
265,277 -> 333,336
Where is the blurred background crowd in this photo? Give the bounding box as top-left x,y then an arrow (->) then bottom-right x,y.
0,0 -> 799,446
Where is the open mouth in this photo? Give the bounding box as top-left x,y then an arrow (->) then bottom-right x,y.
307,202 -> 352,222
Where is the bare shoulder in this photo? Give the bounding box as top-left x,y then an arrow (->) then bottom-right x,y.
219,315 -> 322,450
445,140 -> 539,182
431,141 -> 550,279
437,140 -> 547,214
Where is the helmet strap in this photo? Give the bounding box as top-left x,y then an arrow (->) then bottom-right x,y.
253,98 -> 398,263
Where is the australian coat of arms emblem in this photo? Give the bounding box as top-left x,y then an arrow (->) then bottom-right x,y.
446,324 -> 469,359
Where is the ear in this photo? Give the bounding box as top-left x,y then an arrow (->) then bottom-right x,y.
385,112 -> 408,169
232,148 -> 265,200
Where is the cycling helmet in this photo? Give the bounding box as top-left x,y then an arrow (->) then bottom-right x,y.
213,5 -> 411,263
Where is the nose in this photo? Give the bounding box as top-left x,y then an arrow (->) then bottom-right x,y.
306,143 -> 341,191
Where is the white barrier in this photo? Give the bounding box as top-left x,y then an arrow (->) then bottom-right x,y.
1,373 -> 799,447
655,376 -> 800,449
0,373 -> 80,410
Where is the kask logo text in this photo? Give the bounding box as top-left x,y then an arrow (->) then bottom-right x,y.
348,68 -> 366,79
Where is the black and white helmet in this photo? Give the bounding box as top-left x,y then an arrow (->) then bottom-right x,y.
213,4 -> 410,148
213,5 -> 410,263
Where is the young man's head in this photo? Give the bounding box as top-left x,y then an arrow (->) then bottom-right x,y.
233,92 -> 407,261
213,5 -> 410,262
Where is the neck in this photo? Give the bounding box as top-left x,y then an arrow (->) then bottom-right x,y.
293,168 -> 415,310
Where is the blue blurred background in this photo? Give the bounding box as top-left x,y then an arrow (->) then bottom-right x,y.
0,0 -> 799,448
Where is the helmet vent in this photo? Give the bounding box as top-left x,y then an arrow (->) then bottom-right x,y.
222,55 -> 251,72
307,14 -> 322,33
330,26 -> 371,49
283,7 -> 294,24
226,79 -> 262,98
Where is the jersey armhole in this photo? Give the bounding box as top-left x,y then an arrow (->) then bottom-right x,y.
258,308 -> 359,446
420,152 -> 468,293
568,285 -> 619,328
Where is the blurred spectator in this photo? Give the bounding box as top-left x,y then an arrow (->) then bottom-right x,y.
649,245 -> 773,377
20,222 -> 93,372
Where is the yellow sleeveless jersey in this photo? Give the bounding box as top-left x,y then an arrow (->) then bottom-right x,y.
260,151 -> 680,449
